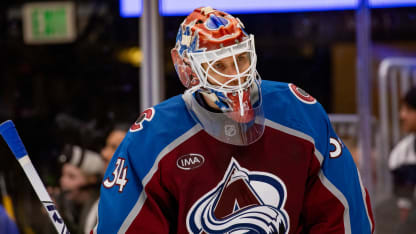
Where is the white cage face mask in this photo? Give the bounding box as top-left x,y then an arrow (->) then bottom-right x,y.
188,35 -> 257,94
186,35 -> 260,122
182,35 -> 265,145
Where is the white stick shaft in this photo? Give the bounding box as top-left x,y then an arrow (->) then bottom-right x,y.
0,120 -> 70,233
19,155 -> 69,234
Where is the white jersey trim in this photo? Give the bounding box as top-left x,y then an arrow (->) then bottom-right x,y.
318,171 -> 351,234
117,124 -> 203,234
356,168 -> 373,232
265,119 -> 351,234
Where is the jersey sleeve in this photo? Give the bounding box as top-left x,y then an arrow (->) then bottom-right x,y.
94,102 -> 192,233
261,81 -> 374,233
301,113 -> 375,234
94,134 -> 174,233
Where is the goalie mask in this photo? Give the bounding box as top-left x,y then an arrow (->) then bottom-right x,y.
171,7 -> 265,145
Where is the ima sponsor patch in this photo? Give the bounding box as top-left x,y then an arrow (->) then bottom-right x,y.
177,153 -> 205,170
288,83 -> 316,104
187,157 -> 290,234
130,107 -> 155,132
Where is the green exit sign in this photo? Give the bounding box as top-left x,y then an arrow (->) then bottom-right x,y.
23,2 -> 76,44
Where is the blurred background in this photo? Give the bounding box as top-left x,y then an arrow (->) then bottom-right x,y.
0,0 -> 416,233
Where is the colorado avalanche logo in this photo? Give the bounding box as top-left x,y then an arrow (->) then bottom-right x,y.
187,158 -> 289,234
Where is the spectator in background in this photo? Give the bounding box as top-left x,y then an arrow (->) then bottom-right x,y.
45,145 -> 104,234
100,123 -> 129,170
389,86 -> 416,233
84,123 -> 128,233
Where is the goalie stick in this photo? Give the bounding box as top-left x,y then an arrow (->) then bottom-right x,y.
0,120 -> 70,234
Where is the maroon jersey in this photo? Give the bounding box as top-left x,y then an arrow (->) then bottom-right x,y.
96,81 -> 374,234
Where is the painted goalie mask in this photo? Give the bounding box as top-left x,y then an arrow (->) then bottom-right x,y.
171,7 -> 265,145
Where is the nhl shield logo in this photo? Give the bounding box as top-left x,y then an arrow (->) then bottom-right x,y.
186,158 -> 290,234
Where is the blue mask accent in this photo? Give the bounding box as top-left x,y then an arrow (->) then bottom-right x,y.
175,27 -> 182,44
176,27 -> 186,55
189,35 -> 200,53
177,26 -> 204,55
206,15 -> 229,30
210,90 -> 232,112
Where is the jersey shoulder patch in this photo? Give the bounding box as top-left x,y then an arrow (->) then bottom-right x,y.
130,107 -> 155,132
288,83 -> 316,104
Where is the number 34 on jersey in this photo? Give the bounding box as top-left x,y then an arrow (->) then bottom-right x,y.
103,158 -> 129,192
